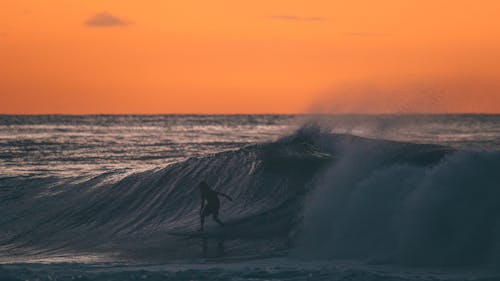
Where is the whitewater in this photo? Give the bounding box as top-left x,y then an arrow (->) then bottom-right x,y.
0,114 -> 499,280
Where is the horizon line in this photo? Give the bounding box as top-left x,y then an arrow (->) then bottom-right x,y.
1,112 -> 499,116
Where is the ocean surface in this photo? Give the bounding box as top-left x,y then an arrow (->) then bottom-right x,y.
0,114 -> 499,280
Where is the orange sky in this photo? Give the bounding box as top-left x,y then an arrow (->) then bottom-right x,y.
1,0 -> 499,114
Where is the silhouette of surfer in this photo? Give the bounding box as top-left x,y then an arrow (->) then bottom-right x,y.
198,181 -> 232,231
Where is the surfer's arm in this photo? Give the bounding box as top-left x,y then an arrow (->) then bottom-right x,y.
216,192 -> 232,201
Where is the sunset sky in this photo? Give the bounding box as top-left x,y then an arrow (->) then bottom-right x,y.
1,1 -> 499,114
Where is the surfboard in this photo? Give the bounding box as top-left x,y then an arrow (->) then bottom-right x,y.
166,218 -> 245,239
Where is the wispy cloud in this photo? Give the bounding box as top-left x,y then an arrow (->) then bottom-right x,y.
85,12 -> 130,27
269,15 -> 328,22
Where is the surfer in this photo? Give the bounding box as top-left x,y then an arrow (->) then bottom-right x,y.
198,181 -> 232,231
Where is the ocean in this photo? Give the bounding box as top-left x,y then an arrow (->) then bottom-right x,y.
0,114 -> 499,280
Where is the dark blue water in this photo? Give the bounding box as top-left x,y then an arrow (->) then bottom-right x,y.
1,115 -> 499,280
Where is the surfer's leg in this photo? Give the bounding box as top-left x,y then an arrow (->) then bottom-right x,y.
199,214 -> 205,231
212,207 -> 224,226
200,207 -> 212,231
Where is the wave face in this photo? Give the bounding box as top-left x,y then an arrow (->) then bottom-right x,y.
1,125 -> 499,267
0,126 -> 332,263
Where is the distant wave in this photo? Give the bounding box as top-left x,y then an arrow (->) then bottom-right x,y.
0,125 -> 499,266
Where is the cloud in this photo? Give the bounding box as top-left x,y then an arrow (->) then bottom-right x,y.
269,15 -> 328,22
85,12 -> 130,27
0,32 -> 7,37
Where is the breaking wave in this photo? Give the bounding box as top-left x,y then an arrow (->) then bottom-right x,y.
0,126 -> 499,266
